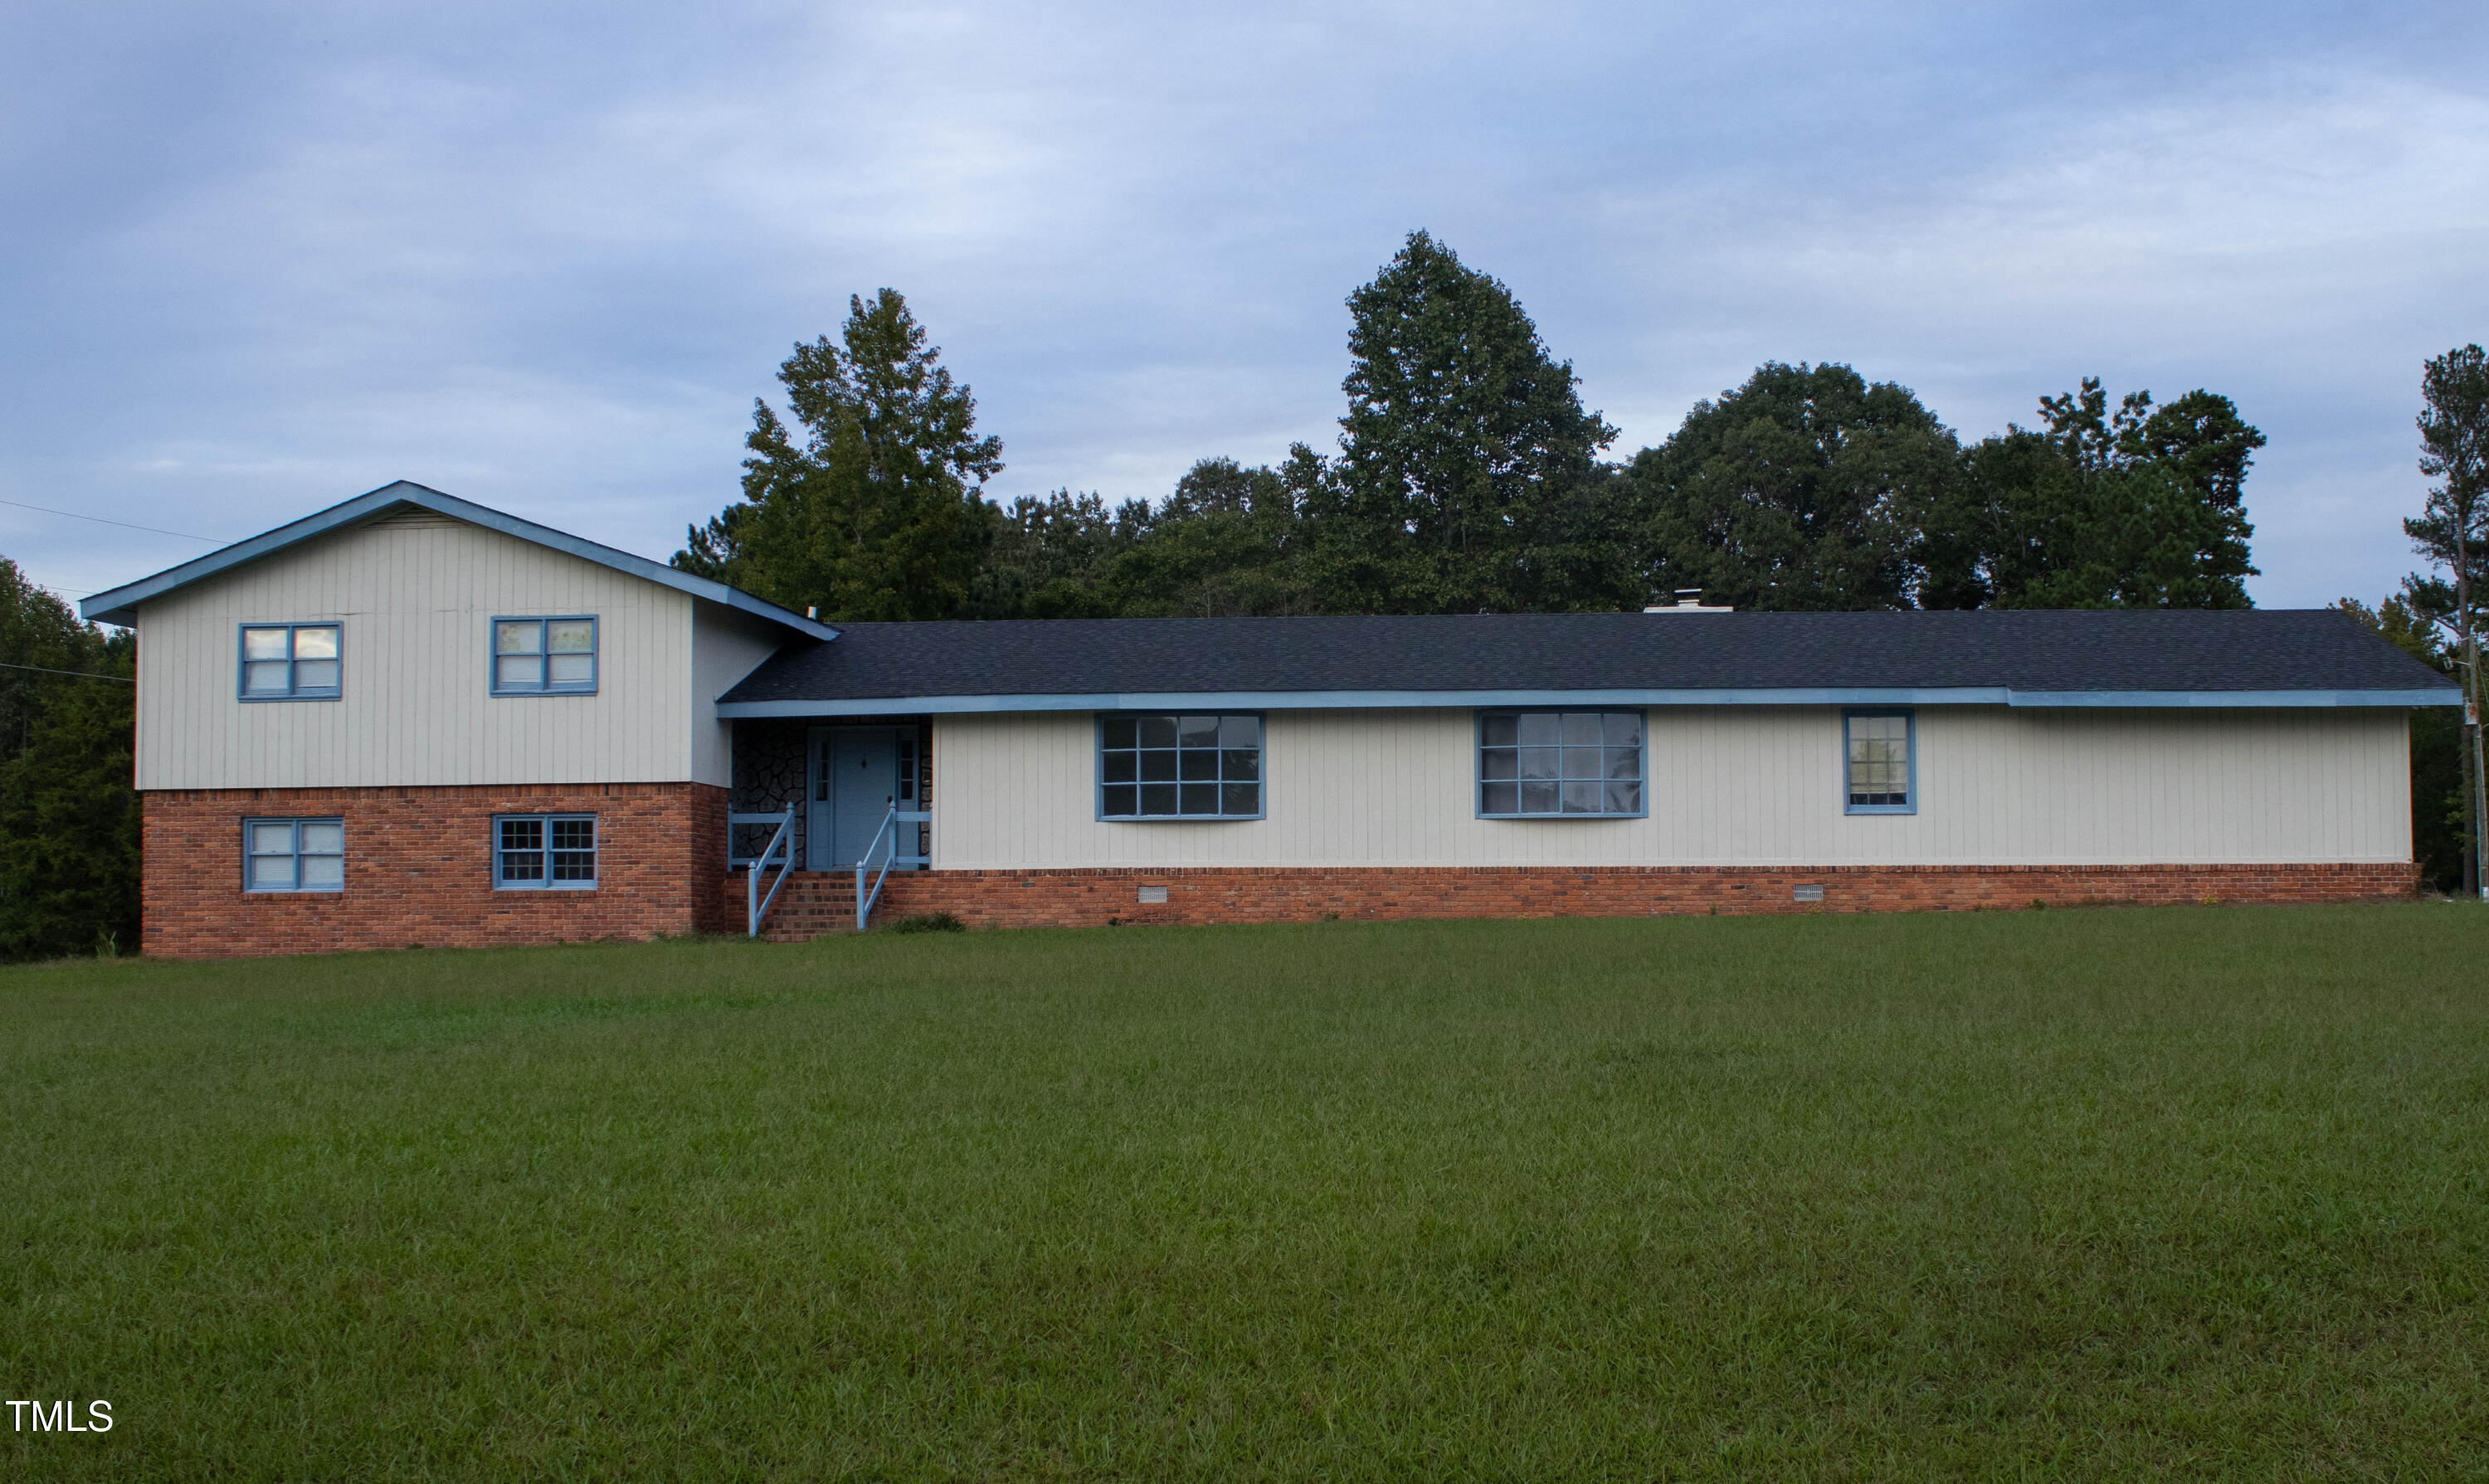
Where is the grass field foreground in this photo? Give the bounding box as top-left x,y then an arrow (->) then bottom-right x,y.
5,906 -> 2488,1478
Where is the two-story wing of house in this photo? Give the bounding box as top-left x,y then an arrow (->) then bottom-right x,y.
83,482 -> 2465,958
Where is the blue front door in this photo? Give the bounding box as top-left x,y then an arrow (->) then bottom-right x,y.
808,727 -> 898,869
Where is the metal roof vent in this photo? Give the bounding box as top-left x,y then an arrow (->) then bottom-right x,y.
1644,588 -> 1733,613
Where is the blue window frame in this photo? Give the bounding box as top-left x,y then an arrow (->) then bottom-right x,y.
491,616 -> 597,695
494,814 -> 597,889
244,817 -> 343,892
1844,709 -> 1916,814
1098,714 -> 1264,820
237,623 -> 341,700
1477,711 -> 1646,817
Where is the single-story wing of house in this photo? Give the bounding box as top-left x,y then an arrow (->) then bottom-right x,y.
82,481 -> 2465,957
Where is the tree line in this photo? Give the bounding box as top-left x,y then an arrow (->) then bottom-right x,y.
676,233 -> 2267,622
0,560 -> 139,960
0,234 -> 2477,959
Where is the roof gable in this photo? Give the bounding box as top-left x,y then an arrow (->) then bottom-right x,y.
79,480 -> 840,640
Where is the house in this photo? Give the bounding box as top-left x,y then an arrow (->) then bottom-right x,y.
84,481 -> 2463,958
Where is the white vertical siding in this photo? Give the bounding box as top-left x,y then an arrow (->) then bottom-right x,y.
930,705 -> 2411,869
689,601 -> 787,788
135,515 -> 697,790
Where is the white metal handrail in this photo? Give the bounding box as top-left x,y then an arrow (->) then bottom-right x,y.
736,805 -> 796,937
727,810 -> 792,869
855,804 -> 933,932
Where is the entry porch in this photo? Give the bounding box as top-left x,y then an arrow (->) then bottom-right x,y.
726,716 -> 933,932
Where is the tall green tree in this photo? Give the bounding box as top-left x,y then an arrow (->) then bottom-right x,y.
2338,595 -> 2467,891
676,290 -> 1003,620
1627,362 -> 1956,611
1927,380 -> 2260,609
1304,232 -> 1628,614
2400,343 -> 2489,897
0,558 -> 139,960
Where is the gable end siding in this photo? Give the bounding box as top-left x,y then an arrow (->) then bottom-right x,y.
136,518 -> 697,790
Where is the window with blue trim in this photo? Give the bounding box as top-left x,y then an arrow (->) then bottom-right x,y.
1478,711 -> 1644,816
1099,715 -> 1261,819
493,616 -> 597,694
1844,710 -> 1914,813
495,814 -> 597,888
239,624 -> 341,699
245,817 -> 343,891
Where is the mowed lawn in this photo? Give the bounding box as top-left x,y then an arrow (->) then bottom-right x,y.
4,908 -> 2487,1480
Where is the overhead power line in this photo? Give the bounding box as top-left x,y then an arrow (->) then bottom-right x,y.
0,495 -> 217,543
0,660 -> 134,683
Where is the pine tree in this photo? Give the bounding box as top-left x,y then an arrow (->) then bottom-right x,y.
676,290 -> 1002,620
1307,232 -> 1626,614
2402,343 -> 2489,897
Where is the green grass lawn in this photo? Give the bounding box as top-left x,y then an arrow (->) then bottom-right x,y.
5,907 -> 2487,1480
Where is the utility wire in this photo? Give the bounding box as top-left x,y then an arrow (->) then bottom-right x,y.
0,496 -> 217,543
0,660 -> 134,682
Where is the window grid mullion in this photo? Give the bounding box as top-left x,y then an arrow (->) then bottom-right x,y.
1478,711 -> 1644,818
244,815 -> 343,892
1098,714 -> 1261,820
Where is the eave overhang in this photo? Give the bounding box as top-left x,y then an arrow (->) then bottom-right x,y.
716,685 -> 2464,717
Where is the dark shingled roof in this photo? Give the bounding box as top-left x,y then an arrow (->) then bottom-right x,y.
719,609 -> 2458,706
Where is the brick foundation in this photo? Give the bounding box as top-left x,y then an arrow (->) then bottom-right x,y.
792,860 -> 2420,935
143,783 -> 733,958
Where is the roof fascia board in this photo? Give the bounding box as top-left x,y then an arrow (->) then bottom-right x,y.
718,685 -> 2465,717
2009,688 -> 2461,708
80,481 -> 841,641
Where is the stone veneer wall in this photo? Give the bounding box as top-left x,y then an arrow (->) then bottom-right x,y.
144,783 -> 733,958
825,860 -> 2418,933
728,718 -> 811,864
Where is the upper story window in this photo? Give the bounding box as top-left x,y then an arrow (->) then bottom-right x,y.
1098,714 -> 1262,820
238,623 -> 341,700
492,616 -> 597,695
1478,711 -> 1645,817
1844,710 -> 1915,814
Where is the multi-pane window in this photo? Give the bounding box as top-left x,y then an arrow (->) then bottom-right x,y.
1844,711 -> 1914,813
1098,714 -> 1262,820
1478,712 -> 1644,817
238,624 -> 341,699
495,815 -> 597,888
244,818 -> 343,892
492,617 -> 597,695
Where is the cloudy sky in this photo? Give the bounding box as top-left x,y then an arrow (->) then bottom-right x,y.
5,1 -> 2485,613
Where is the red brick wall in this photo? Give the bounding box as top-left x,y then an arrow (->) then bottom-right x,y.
144,783 -> 730,958
816,860 -> 2419,933
144,785 -> 2420,956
